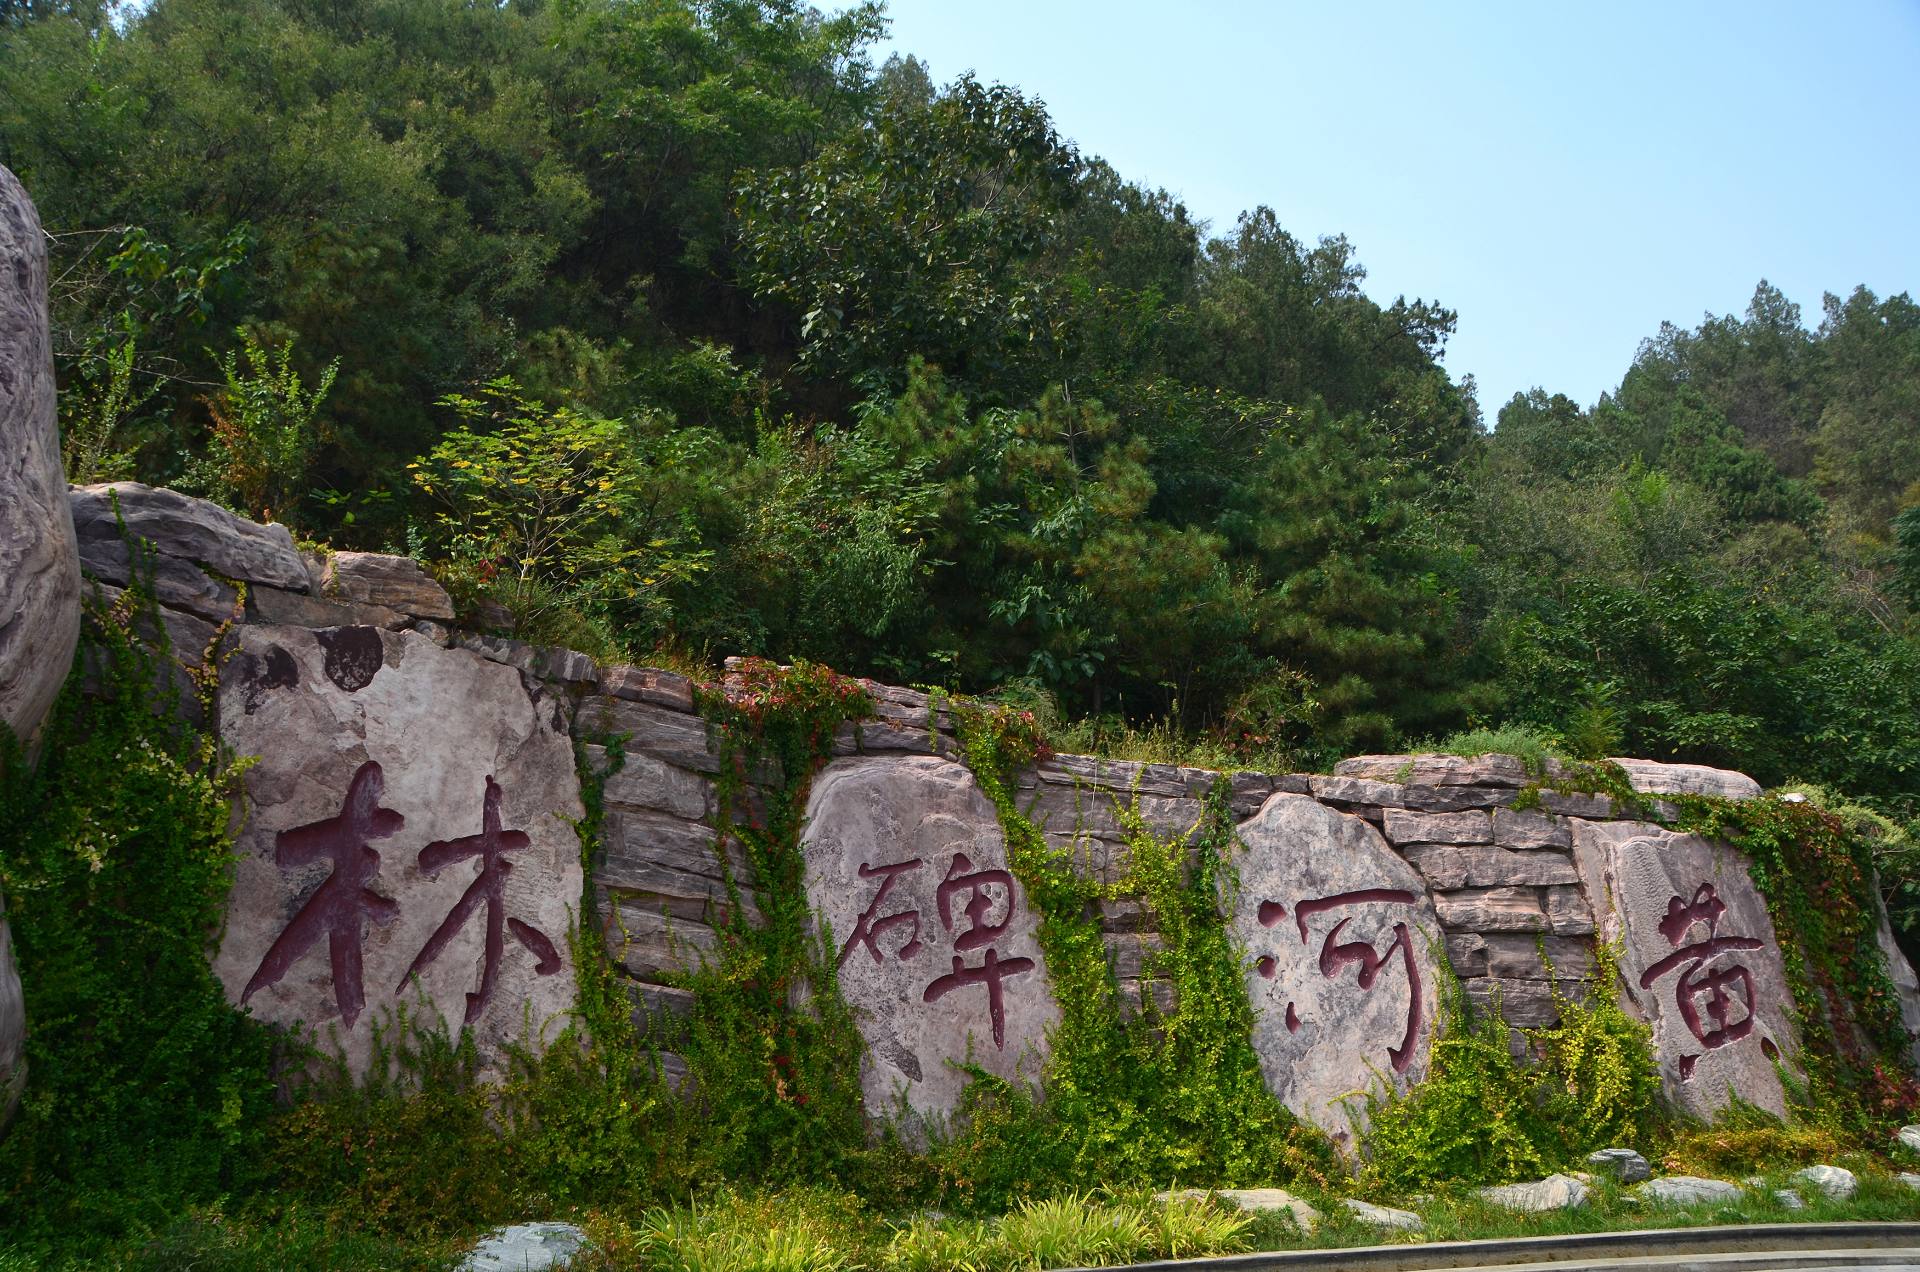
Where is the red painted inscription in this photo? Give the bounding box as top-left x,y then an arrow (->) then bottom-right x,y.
1638,882 -> 1767,1078
242,760 -> 402,1028
398,775 -> 561,1025
1255,887 -> 1425,1072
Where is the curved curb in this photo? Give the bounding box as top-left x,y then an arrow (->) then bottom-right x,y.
1068,1222 -> 1920,1272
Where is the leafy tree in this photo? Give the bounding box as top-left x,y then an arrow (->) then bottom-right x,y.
739,74 -> 1079,399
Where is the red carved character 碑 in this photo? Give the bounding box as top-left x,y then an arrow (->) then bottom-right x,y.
920,852 -> 1033,1049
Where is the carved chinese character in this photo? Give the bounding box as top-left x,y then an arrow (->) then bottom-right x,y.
838,858 -> 926,967
916,851 -> 1035,1049
398,775 -> 560,1025
241,760 -> 402,1029
923,948 -> 1036,1049
1254,888 -> 1424,1073
1639,882 -> 1766,1078
935,853 -> 1016,951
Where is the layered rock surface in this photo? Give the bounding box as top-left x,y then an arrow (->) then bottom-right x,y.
0,166 -> 76,1127
51,480 -> 1920,1132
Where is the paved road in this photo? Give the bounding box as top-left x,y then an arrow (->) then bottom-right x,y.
1076,1224 -> 1920,1272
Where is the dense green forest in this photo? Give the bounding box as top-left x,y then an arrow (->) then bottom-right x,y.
4,0 -> 1918,816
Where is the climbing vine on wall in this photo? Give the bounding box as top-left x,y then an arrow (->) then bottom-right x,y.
1673,793 -> 1920,1130
677,658 -> 883,1184
934,700 -> 1335,1209
0,546 -> 275,1238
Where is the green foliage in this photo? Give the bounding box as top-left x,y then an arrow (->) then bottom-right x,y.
1360,946 -> 1661,1190
674,659 -> 881,1185
411,379 -> 709,646
1672,793 -> 1920,1134
186,329 -> 338,525
0,550 -> 275,1239
931,703 -> 1337,1210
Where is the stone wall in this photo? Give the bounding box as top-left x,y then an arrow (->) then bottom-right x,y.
55,481 -> 1920,1139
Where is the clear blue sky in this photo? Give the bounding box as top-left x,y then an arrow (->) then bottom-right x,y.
874,1 -> 1920,420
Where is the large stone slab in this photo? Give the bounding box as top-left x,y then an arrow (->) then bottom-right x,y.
1572,820 -> 1798,1118
0,165 -> 79,755
212,626 -> 583,1076
801,756 -> 1057,1134
1227,793 -> 1443,1150
0,166 -> 76,1129
70,482 -> 308,592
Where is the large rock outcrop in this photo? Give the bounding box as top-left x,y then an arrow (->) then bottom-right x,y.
0,165 -> 78,751
211,625 -> 584,1076
0,166 -> 77,1128
1229,793 -> 1443,1148
801,755 -> 1058,1134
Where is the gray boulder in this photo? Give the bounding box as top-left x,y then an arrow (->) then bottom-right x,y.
800,756 -> 1057,1137
459,1222 -> 586,1271
1228,793 -> 1443,1152
1343,1199 -> 1423,1231
0,164 -> 76,1130
1774,1189 -> 1805,1211
1476,1173 -> 1589,1212
1792,1164 -> 1857,1201
321,551 -> 454,621
1159,1187 -> 1319,1232
1634,1176 -> 1742,1206
69,482 -> 308,592
1587,1147 -> 1653,1183
0,165 -> 80,754
1900,1125 -> 1920,1156
1608,759 -> 1761,801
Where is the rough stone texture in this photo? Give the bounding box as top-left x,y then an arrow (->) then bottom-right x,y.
246,583 -> 399,630
0,166 -> 80,757
1161,1188 -> 1319,1231
1476,1174 -> 1589,1212
1336,753 -> 1539,788
1610,758 -> 1762,801
1573,819 -> 1798,1120
1493,807 -> 1572,850
321,551 -> 455,621
598,664 -> 696,712
1635,1176 -> 1742,1206
1434,887 -> 1548,933
1343,1199 -> 1423,1231
1229,793 -> 1442,1150
1875,902 -> 1920,1074
801,756 -> 1058,1134
1381,808 -> 1493,845
1898,1173 -> 1920,1192
75,534 -> 238,624
1400,843 -> 1580,890
459,1222 -> 587,1271
1899,1125 -> 1920,1156
211,625 -> 583,1077
1793,1164 -> 1857,1200
1587,1147 -> 1653,1183
1775,1189 -> 1805,1211
0,167 -> 76,1130
70,482 -> 307,591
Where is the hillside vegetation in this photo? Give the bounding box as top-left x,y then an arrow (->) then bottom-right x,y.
5,0 -> 1918,807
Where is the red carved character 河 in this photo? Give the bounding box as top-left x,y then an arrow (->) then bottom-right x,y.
1255,888 -> 1424,1072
